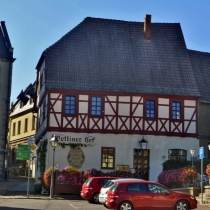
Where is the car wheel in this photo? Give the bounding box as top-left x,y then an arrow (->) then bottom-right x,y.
175,200 -> 189,210
92,193 -> 99,203
118,201 -> 133,210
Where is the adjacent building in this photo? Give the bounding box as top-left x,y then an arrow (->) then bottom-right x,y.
0,21 -> 15,178
8,83 -> 37,177
34,15 -> 203,181
189,50 -> 210,158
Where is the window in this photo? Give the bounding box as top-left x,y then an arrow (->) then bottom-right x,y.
32,115 -> 36,130
148,184 -> 169,194
17,121 -> 21,134
24,118 -> 28,132
126,183 -> 147,192
146,100 -> 155,118
65,96 -> 76,115
172,102 -> 181,119
43,100 -> 46,120
29,96 -> 33,104
168,149 -> 187,161
40,69 -> 45,88
20,101 -> 24,108
91,96 -> 102,116
101,147 -> 115,169
11,148 -> 16,162
12,122 -> 16,136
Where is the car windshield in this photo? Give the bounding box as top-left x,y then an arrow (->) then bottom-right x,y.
102,180 -> 115,188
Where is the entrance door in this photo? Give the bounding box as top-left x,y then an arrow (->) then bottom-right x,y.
133,149 -> 150,180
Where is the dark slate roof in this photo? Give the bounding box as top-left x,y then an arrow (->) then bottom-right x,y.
188,50 -> 210,103
40,17 -> 200,97
0,21 -> 14,61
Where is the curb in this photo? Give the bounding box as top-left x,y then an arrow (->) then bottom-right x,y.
0,192 -> 83,200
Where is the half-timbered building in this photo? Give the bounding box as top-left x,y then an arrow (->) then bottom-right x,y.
34,15 -> 201,181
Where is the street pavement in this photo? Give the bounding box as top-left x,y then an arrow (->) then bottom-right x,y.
0,175 -> 210,209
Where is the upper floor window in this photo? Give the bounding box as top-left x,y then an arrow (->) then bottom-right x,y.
40,69 -> 45,88
29,96 -> 33,104
172,102 -> 181,120
65,96 -> 76,115
91,96 -> 102,116
12,122 -> 16,136
32,115 -> 36,130
43,100 -> 46,120
24,118 -> 28,132
101,147 -> 115,169
146,100 -> 155,118
17,121 -> 21,134
20,101 -> 24,108
168,149 -> 187,161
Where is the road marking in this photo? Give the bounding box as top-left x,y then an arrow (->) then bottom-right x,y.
69,203 -> 79,209
69,203 -> 101,209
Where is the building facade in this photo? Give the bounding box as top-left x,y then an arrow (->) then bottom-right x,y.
189,50 -> 210,158
34,15 -> 201,181
8,83 -> 37,177
0,21 -> 15,177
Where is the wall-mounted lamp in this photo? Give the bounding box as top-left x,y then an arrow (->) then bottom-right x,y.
139,137 -> 148,149
208,144 -> 210,151
162,155 -> 166,162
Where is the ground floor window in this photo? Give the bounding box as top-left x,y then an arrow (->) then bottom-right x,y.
101,147 -> 115,169
11,148 -> 16,162
168,149 -> 187,161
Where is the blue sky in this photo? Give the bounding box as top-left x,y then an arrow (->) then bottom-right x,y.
1,0 -> 210,102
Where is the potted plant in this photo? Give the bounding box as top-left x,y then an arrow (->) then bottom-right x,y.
33,177 -> 42,194
206,164 -> 210,185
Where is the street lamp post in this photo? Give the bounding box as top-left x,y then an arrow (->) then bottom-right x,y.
190,148 -> 195,168
49,135 -> 58,199
190,148 -> 195,185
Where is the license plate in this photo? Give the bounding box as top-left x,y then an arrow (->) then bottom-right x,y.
99,197 -> 105,202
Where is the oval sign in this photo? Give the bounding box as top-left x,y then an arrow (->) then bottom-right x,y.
67,147 -> 85,169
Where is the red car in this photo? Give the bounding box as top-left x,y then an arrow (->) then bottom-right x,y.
105,179 -> 197,210
80,176 -> 119,203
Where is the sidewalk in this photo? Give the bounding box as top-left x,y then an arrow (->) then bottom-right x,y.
0,174 -> 82,200
0,175 -> 34,197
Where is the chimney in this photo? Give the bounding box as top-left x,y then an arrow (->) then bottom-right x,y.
144,14 -> 151,40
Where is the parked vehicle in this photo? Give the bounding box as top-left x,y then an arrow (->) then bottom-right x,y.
99,178 -> 140,204
80,176 -> 119,203
105,179 -> 197,210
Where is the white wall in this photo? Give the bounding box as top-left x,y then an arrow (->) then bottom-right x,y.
44,132 -> 199,182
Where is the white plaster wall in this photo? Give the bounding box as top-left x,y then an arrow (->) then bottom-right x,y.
44,132 -> 199,182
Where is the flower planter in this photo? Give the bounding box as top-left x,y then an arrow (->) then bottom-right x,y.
54,184 -> 82,195
33,183 -> 42,194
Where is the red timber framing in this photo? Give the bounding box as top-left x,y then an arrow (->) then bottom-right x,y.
47,90 -> 198,137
